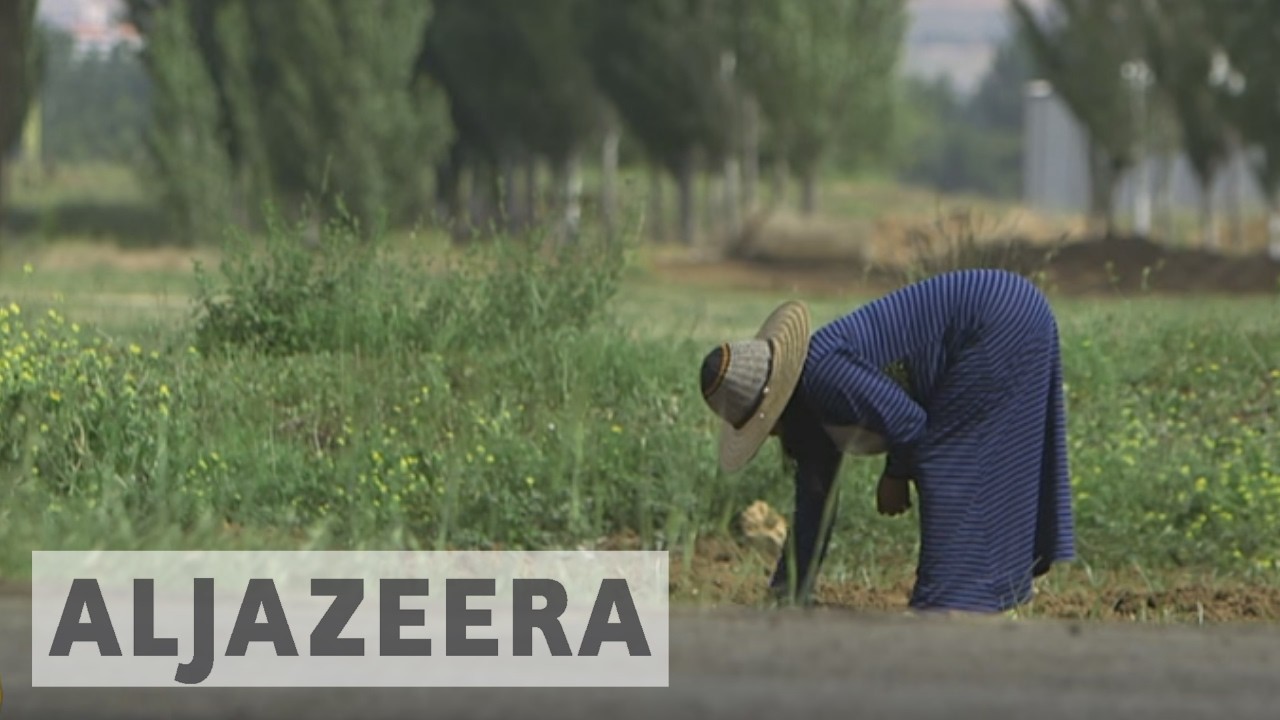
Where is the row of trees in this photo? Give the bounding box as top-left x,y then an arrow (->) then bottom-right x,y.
0,0 -> 910,247
1014,0 -> 1280,250
0,0 -> 40,228
9,1 -> 1279,253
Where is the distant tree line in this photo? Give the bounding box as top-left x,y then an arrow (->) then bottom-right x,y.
1013,0 -> 1280,251
896,33 -> 1031,203
0,0 -> 41,234
0,0 -> 908,247
6,1 -> 1279,253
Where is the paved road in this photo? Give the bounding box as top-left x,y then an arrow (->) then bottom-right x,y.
3,594 -> 1279,720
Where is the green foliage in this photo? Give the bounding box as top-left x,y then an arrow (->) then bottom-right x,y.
135,1 -> 236,245
190,206 -> 627,359
240,0 -> 450,228
0,0 -> 40,158
0,0 -> 42,233
580,0 -> 734,174
965,30 -> 1034,135
1055,305 -> 1280,569
4,245 -> 1280,580
892,28 -> 1032,200
0,220 -> 783,563
730,0 -> 906,179
421,0 -> 598,165
35,27 -> 151,165
896,76 -> 1023,199
125,0 -> 453,234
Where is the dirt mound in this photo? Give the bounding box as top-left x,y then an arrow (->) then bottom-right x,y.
665,220 -> 1280,296
1036,235 -> 1280,295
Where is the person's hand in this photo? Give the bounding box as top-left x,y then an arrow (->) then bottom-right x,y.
877,474 -> 912,516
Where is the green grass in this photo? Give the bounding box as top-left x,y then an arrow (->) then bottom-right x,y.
2,162 -> 1279,616
1,210 -> 1278,599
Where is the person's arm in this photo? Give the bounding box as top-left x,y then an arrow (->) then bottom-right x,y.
769,411 -> 843,604
803,348 -> 928,456
884,447 -> 915,480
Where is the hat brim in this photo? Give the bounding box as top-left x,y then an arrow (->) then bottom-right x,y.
717,300 -> 811,472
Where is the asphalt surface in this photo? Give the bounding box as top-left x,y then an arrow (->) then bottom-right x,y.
3,593 -> 1280,720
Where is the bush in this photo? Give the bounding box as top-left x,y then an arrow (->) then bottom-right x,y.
0,217 -> 787,572
190,209 -> 628,358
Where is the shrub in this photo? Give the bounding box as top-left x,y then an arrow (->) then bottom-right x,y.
190,209 -> 628,359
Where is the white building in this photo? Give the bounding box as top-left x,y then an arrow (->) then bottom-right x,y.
1021,78 -> 1269,252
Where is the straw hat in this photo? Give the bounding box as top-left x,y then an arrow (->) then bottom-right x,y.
699,300 -> 812,472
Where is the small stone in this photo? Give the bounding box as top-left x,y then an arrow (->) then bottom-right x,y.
738,500 -> 787,553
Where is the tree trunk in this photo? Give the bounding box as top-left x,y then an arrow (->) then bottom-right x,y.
523,155 -> 537,230
742,95 -> 759,212
500,153 -> 519,232
435,141 -> 464,226
1227,158 -> 1243,250
466,163 -> 498,240
1087,146 -> 1115,238
770,156 -> 789,207
1154,153 -> 1176,245
1132,157 -> 1152,238
722,157 -> 741,246
648,165 -> 665,242
1268,192 -> 1280,261
800,171 -> 817,216
677,151 -> 696,247
601,124 -> 620,239
555,150 -> 582,245
1198,176 -> 1218,251
0,156 -> 7,244
701,166 -> 715,244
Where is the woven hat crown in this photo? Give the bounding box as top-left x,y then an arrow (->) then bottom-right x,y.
697,300 -> 811,473
700,339 -> 774,429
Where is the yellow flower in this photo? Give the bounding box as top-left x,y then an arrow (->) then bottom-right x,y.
128,344 -> 142,355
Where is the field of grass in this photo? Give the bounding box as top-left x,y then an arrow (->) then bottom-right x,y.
1,163 -> 1278,622
2,219 -> 1278,607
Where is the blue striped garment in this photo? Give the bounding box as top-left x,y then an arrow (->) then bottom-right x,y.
771,268 -> 1076,613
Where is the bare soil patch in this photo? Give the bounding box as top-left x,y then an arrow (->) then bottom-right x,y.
649,534 -> 1280,623
658,213 -> 1280,297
